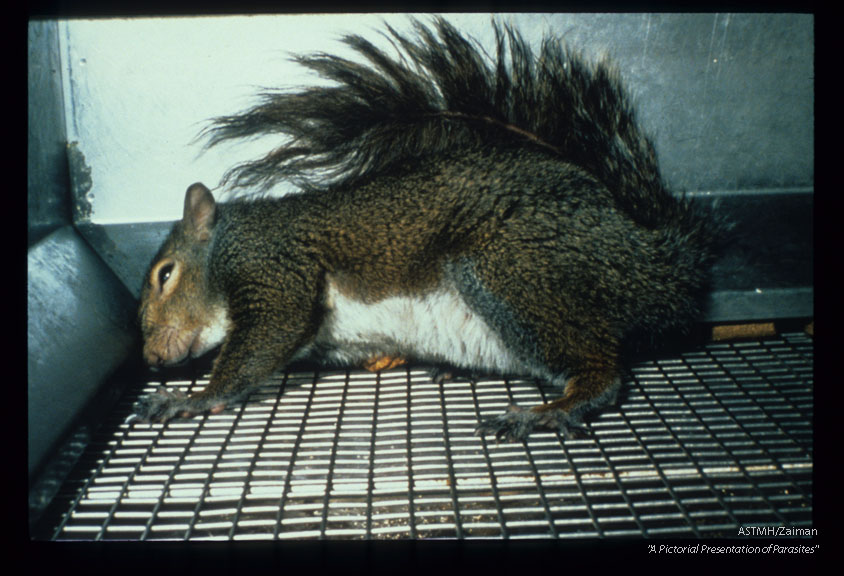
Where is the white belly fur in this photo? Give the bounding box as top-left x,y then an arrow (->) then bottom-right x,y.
314,277 -> 528,375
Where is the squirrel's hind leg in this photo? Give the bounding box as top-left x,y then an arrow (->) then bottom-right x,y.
451,245 -> 625,442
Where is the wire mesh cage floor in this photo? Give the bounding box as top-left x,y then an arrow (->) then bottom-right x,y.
39,331 -> 813,541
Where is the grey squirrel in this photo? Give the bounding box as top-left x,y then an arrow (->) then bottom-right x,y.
134,18 -> 721,441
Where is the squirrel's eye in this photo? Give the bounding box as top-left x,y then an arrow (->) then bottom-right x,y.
158,263 -> 174,286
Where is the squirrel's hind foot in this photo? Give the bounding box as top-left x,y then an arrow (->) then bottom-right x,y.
475,404 -> 591,442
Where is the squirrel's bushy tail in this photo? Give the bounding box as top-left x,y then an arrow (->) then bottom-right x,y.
202,17 -> 682,228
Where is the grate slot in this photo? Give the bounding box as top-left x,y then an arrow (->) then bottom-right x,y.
41,332 -> 813,540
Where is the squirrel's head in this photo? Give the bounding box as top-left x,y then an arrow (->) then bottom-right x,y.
138,183 -> 230,367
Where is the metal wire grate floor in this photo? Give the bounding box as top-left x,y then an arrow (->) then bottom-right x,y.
41,332 -> 813,540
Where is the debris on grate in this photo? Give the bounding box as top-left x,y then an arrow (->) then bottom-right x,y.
712,322 -> 777,341
40,332 -> 812,540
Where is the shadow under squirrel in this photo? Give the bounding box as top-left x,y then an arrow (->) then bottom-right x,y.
134,18 -> 721,441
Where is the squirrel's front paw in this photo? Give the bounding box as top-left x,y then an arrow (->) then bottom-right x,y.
130,386 -> 194,424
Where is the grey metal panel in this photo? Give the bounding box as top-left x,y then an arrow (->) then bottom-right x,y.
76,221 -> 172,299
29,20 -> 140,482
28,21 -> 71,246
705,288 -> 813,323
702,189 -> 813,321
618,13 -> 814,193
27,226 -> 137,477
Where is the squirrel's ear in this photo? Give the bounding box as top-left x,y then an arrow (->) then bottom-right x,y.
183,183 -> 216,241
